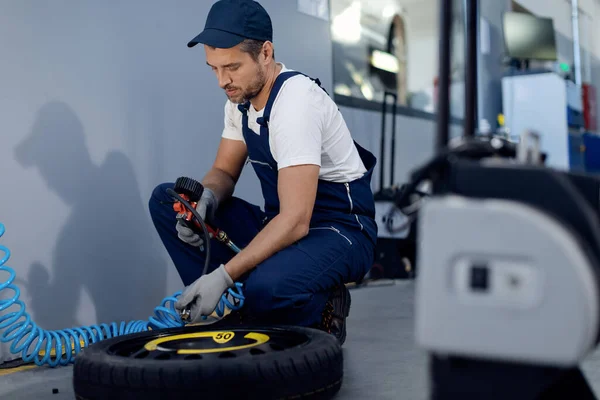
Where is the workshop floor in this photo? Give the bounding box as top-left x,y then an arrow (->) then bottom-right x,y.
2,281 -> 600,399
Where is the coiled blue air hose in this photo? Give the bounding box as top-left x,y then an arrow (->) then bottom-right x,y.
0,222 -> 244,368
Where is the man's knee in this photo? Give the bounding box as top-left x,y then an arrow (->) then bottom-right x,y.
241,258 -> 318,318
148,182 -> 175,216
149,182 -> 174,204
241,278 -> 273,316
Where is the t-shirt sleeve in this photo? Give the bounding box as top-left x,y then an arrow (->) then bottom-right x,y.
269,78 -> 325,170
221,100 -> 244,141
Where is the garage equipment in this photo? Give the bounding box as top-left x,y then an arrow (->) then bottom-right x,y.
371,91 -> 419,280
403,0 -> 600,398
170,176 -> 242,258
71,324 -> 342,400
167,176 -> 245,322
0,222 -> 185,367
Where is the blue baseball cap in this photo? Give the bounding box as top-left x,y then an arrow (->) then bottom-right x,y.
187,0 -> 273,49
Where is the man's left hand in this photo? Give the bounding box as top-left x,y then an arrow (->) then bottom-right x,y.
175,265 -> 235,322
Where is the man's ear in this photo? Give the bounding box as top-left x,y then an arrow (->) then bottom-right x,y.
262,41 -> 275,63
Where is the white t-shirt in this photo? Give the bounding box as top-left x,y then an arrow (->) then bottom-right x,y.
221,63 -> 367,183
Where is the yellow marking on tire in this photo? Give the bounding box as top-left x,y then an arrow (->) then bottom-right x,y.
143,331 -> 269,354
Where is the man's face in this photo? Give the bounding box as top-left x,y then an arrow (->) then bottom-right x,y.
205,44 -> 266,104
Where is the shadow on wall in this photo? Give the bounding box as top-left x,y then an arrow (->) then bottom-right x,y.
13,101 -> 168,331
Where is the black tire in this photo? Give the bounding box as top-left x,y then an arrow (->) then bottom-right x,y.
72,324 -> 343,400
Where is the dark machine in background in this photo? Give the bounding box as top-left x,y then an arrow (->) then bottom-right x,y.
365,8 -> 417,281
370,91 -> 419,281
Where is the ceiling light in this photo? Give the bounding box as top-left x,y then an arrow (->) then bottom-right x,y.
332,1 -> 362,44
371,49 -> 400,73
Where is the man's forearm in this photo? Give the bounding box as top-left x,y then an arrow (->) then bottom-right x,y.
201,167 -> 236,204
224,214 -> 309,280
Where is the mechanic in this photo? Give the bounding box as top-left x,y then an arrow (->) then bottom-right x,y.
148,0 -> 378,344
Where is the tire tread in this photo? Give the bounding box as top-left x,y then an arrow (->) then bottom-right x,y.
73,325 -> 342,400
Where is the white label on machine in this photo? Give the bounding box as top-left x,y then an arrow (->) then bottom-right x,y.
375,201 -> 410,239
452,256 -> 543,310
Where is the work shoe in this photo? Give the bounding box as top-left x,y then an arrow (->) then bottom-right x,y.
319,284 -> 351,345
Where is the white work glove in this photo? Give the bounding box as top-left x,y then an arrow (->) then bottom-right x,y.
176,187 -> 218,247
175,265 -> 234,323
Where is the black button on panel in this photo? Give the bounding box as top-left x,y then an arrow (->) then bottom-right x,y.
470,263 -> 489,292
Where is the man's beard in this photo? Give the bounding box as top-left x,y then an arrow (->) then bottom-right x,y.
226,67 -> 266,104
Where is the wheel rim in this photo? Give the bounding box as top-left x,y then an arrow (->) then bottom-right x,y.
106,327 -> 311,361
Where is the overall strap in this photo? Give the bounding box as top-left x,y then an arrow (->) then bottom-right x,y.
256,71 -> 327,127
237,101 -> 250,115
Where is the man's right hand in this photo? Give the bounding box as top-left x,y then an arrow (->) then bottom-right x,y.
178,137 -> 247,247
176,187 -> 218,247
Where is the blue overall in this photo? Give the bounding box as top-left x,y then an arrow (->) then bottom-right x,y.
149,71 -> 378,327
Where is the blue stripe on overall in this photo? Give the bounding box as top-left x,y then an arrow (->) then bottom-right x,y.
149,71 -> 378,327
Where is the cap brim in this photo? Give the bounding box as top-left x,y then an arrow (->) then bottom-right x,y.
187,29 -> 246,49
